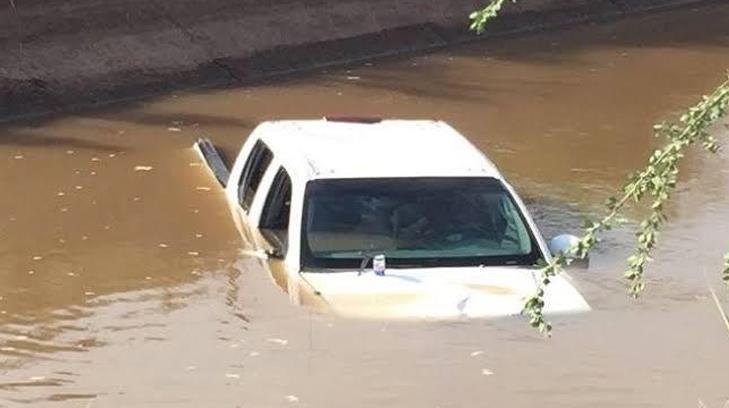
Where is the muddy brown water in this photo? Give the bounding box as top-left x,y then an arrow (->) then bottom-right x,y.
2,4 -> 729,407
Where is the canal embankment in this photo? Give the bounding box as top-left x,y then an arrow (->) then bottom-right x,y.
0,0 -> 720,119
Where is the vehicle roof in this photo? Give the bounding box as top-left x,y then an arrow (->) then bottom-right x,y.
254,119 -> 503,180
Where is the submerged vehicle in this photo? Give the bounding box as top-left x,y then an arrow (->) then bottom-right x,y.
195,118 -> 589,319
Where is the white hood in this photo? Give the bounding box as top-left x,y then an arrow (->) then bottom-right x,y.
300,266 -> 590,319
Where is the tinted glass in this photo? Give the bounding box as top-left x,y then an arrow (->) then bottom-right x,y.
239,140 -> 273,211
260,168 -> 292,255
260,168 -> 292,231
301,177 -> 540,269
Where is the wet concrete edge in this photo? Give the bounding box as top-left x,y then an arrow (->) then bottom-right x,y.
0,0 -> 722,123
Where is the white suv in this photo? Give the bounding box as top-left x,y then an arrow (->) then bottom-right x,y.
195,118 -> 589,319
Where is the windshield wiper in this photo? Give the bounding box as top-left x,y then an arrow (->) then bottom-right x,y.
358,252 -> 374,276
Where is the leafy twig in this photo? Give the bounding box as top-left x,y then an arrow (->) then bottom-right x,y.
622,81 -> 729,295
470,0 -> 729,335
525,78 -> 729,334
469,0 -> 513,34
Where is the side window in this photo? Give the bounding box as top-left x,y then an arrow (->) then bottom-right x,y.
238,140 -> 273,211
259,168 -> 292,255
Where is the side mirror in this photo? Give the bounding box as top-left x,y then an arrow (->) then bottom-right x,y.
548,234 -> 579,257
264,244 -> 284,259
259,229 -> 286,259
548,234 -> 588,267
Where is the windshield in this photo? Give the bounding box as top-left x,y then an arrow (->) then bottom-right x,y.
301,177 -> 541,269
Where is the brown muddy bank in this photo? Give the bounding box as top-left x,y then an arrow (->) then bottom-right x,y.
0,0 -> 722,119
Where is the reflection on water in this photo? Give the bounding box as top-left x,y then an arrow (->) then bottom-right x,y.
1,3 -> 729,407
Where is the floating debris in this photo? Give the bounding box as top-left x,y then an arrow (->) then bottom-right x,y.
158,243 -> 169,248
66,150 -> 75,155
249,351 -> 260,357
195,186 -> 211,191
14,155 -> 24,160
32,256 -> 43,261
470,351 -> 484,357
134,165 -> 153,172
481,368 -> 494,376
82,235 -> 89,241
28,270 -> 35,275
91,157 -> 100,162
29,376 -> 46,381
195,233 -> 203,238
57,192 -> 65,197
108,153 -> 116,158
225,373 -> 240,379
346,75 -> 361,80
60,208 -> 68,213
167,127 -> 182,132
75,185 -> 83,190
266,338 -> 288,346
284,395 -> 299,403
67,272 -> 76,277
187,251 -> 200,256
84,291 -> 95,296
189,162 -> 202,167
145,276 -> 152,280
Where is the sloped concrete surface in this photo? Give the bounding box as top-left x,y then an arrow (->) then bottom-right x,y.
0,0 -> 717,118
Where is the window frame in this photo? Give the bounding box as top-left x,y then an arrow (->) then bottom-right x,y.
238,140 -> 274,212
259,167 -> 293,256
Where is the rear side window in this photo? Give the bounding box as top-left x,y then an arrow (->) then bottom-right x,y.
260,168 -> 292,254
238,140 -> 273,211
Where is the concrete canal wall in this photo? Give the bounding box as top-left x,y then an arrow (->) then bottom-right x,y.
0,0 -> 718,118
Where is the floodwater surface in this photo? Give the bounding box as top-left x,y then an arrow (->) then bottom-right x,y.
2,4 -> 729,407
